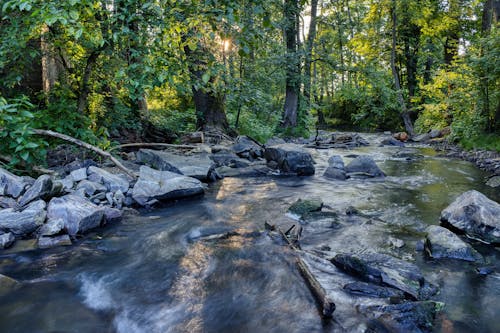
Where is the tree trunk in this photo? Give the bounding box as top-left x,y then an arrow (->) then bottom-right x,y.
390,0 -> 414,136
40,25 -> 60,94
303,0 -> 319,104
77,50 -> 100,114
281,0 -> 301,129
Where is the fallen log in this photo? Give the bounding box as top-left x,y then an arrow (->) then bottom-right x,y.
109,142 -> 199,152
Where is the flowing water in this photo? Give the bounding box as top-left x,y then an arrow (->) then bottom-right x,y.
0,134 -> 499,333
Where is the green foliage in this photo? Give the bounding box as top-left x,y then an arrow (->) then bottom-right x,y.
0,96 -> 48,168
459,133 -> 500,152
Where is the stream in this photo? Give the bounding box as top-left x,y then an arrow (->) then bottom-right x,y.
0,134 -> 499,333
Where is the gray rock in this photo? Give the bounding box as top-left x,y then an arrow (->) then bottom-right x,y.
380,137 -> 405,147
323,155 -> 347,180
429,129 -> 441,139
232,136 -> 264,159
47,195 -> 104,236
38,235 -> 72,249
328,155 -> 345,169
264,144 -> 315,176
343,281 -> 405,298
0,232 -> 15,249
0,200 -> 47,236
425,225 -> 482,262
76,180 -> 107,196
0,196 -> 18,209
70,167 -> 87,182
113,190 -> 125,209
132,166 -> 205,206
288,198 -> 323,217
87,166 -> 130,193
265,137 -> 286,146
210,152 -> 250,168
388,236 -> 405,248
412,133 -> 431,142
38,218 -> 65,236
440,190 -> 500,244
103,207 -> 122,223
57,176 -> 74,192
18,175 -> 53,207
345,155 -> 385,177
105,192 -> 114,205
331,252 -> 437,300
0,274 -> 19,295
0,167 -> 27,198
137,149 -> 218,182
486,176 -> 500,188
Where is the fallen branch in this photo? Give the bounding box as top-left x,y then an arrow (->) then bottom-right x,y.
31,129 -> 137,178
109,142 -> 199,152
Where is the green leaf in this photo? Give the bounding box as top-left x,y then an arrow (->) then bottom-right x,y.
20,151 -> 30,161
24,142 -> 39,149
202,72 -> 210,84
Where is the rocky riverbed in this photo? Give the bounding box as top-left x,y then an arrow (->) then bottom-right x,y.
0,132 -> 499,333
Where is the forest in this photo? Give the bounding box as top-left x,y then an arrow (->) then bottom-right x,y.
0,0 -> 499,171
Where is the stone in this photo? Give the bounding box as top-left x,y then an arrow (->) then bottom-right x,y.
0,274 -> 20,295
393,132 -> 408,142
323,155 -> 347,180
132,166 -> 204,206
113,190 -> 125,209
331,252 -> 437,300
328,155 -> 345,169
429,129 -> 441,139
87,166 -> 130,193
57,176 -> 74,192
232,136 -> 264,159
38,235 -> 72,249
210,152 -> 250,168
105,192 -> 114,205
343,281 -> 405,298
264,144 -> 315,176
0,167 -> 27,198
70,167 -> 87,182
136,149 -> 218,182
0,200 -> 47,237
265,137 -> 286,146
0,232 -> 15,249
425,225 -> 482,262
288,198 -> 323,217
345,155 -> 385,177
486,176 -> 500,188
440,190 -> 500,244
0,196 -> 18,209
412,133 -> 431,142
38,218 -> 65,236
76,180 -> 107,196
388,236 -> 405,248
381,138 -> 405,147
47,195 -> 104,236
103,207 -> 122,224
18,175 -> 53,207
361,301 -> 444,333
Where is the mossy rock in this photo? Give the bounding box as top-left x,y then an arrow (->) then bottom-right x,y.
288,198 -> 323,217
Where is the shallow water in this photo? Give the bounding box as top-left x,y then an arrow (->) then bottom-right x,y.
1,134 -> 499,333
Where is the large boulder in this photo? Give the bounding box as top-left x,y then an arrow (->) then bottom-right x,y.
232,136 -> 264,160
132,166 -> 204,206
0,167 -> 27,198
264,144 -> 315,176
0,200 -> 47,237
331,252 -> 437,300
424,225 -> 483,262
323,155 -> 347,180
0,232 -> 15,249
18,174 -> 54,207
136,149 -> 218,182
87,166 -> 130,193
47,195 -> 104,236
440,190 -> 500,244
345,155 -> 385,177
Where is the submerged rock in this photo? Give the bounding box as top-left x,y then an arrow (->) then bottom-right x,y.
18,175 -> 54,207
0,232 -> 15,249
345,155 -> 385,178
381,138 -> 405,147
264,144 -> 315,176
440,190 -> 500,244
362,301 -> 444,333
38,234 -> 72,249
343,281 -> 405,299
424,225 -> 482,262
486,176 -> 500,188
331,252 -> 437,300
0,200 -> 47,237
47,195 -> 104,236
288,198 -> 323,217
132,166 -> 204,206
0,274 -> 20,295
0,167 -> 27,198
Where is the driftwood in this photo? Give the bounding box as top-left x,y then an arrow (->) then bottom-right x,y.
30,129 -> 137,178
277,226 -> 335,318
109,142 -> 198,152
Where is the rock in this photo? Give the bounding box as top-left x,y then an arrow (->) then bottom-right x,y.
330,133 -> 370,147
323,155 -> 347,180
38,234 -> 72,249
0,200 -> 47,237
105,192 -> 114,205
429,129 -> 441,139
18,175 -> 53,207
0,232 -> 15,249
210,151 -> 250,168
388,236 -> 405,248
264,144 -> 315,176
415,240 -> 425,251
424,225 -> 482,262
0,274 -> 20,295
136,149 -> 218,182
0,196 -> 18,209
345,155 -> 385,177
87,166 -> 130,193
345,206 -> 359,215
381,138 -> 405,147
132,166 -> 204,206
440,190 -> 500,244
343,281 -> 405,298
393,132 -> 408,142
76,180 -> 107,196
70,167 -> 87,182
486,176 -> 500,188
103,207 -> 122,224
47,195 -> 104,236
0,167 -> 27,198
393,150 -> 424,160
362,301 -> 444,333
57,176 -> 74,192
232,136 -> 264,160
331,252 -> 437,300
288,198 -> 323,217
38,218 -> 65,236
439,127 -> 451,137
265,137 -> 286,146
412,133 -> 431,142
113,190 -> 125,209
